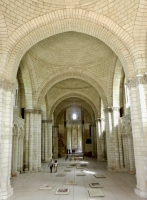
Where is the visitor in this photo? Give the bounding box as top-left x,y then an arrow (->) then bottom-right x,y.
54,160 -> 58,172
49,159 -> 53,173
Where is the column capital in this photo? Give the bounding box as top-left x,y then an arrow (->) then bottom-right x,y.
126,74 -> 147,89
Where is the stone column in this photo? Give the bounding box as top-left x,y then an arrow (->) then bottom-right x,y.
37,111 -> 42,171
29,112 -> 33,171
122,135 -> 127,169
78,125 -> 82,151
11,135 -> 18,176
41,121 -> 45,161
118,120 -> 124,169
101,118 -> 106,159
44,121 -> 48,161
24,112 -> 29,171
0,84 -> 14,199
17,135 -> 21,173
104,108 -> 112,170
91,125 -> 95,157
25,109 -> 42,171
127,134 -> 135,173
48,120 -> 52,160
96,118 -> 103,160
20,135 -> 24,173
53,125 -> 58,158
111,107 -> 120,169
67,126 -> 71,150
127,75 -> 147,197
125,135 -> 129,169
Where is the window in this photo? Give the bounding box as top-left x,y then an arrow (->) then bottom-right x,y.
72,113 -> 77,120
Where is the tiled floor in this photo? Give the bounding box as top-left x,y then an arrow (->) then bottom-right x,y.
8,157 -> 143,200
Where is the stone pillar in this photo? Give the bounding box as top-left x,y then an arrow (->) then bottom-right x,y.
44,121 -> 48,161
24,112 -> 29,171
29,112 -> 33,171
41,121 -> 45,161
67,126 -> 71,150
11,135 -> 18,176
0,83 -> 14,199
17,135 -> 21,173
25,109 -> 42,171
101,118 -> 106,159
122,135 -> 127,169
20,135 -> 24,173
37,112 -> 42,171
104,107 -> 120,170
96,118 -> 103,160
78,125 -> 82,151
48,120 -> 52,160
125,135 -> 129,169
104,108 -> 112,170
127,76 -> 147,197
118,120 -> 124,169
127,134 -> 135,174
91,125 -> 95,157
111,107 -> 120,169
53,125 -> 58,158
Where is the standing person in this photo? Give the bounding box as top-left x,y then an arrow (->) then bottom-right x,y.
54,160 -> 58,172
48,159 -> 53,173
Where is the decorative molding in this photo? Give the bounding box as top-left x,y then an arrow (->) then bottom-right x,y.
126,74 -> 147,89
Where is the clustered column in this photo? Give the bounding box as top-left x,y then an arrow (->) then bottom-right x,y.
96,118 -> 105,161
104,107 -> 120,170
0,83 -> 14,199
24,109 -> 42,172
91,125 -> 97,157
41,120 -> 53,162
66,126 -> 71,150
53,125 -> 58,158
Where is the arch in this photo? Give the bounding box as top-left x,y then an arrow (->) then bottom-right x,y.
37,69 -> 107,108
5,9 -> 135,83
49,93 -> 99,119
55,103 -> 94,124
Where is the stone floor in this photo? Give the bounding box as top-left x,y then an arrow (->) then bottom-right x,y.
8,157 -> 143,200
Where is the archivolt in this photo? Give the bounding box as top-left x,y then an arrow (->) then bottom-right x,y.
48,93 -> 99,120
5,9 -> 135,83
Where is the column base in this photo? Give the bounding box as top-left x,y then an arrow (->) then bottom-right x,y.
134,187 -> 147,198
1,186 -> 13,200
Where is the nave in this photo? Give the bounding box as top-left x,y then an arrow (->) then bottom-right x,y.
8,157 -> 142,200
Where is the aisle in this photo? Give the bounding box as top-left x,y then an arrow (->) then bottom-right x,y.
8,157 -> 142,200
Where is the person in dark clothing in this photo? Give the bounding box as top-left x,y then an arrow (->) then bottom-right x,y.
49,159 -> 53,173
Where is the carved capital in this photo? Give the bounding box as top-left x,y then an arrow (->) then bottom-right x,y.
126,74 -> 147,89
